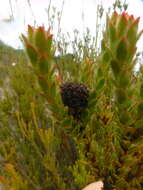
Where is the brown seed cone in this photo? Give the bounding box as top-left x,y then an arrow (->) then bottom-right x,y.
60,82 -> 89,120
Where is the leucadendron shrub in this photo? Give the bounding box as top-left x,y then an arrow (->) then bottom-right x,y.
0,11 -> 143,190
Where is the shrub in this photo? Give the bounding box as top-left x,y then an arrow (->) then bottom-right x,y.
0,9 -> 143,190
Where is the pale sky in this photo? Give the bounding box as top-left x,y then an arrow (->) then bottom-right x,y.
0,0 -> 143,50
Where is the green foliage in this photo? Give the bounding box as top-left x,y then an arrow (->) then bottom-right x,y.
0,5 -> 143,190
0,40 -> 26,86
